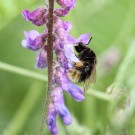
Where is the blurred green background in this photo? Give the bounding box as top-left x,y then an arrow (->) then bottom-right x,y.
0,0 -> 135,135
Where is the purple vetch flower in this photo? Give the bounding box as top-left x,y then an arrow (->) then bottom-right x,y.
22,0 -> 89,134
46,86 -> 72,135
54,38 -> 70,69
56,0 -> 72,8
46,103 -> 58,135
22,7 -> 47,26
64,44 -> 79,63
54,0 -> 76,17
56,50 -> 69,69
56,28 -> 76,44
22,30 -> 46,51
76,33 -> 91,44
56,0 -> 76,9
53,17 -> 72,32
35,46 -> 48,69
62,21 -> 72,32
71,0 -> 76,8
56,27 -> 91,45
54,7 -> 70,17
53,87 -> 72,125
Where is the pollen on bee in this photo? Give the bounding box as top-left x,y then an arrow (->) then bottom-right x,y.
68,69 -> 80,81
75,62 -> 83,67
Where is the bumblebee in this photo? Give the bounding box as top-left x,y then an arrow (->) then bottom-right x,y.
68,37 -> 97,91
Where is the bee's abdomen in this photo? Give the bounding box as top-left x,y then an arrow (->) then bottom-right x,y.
68,59 -> 96,83
77,62 -> 93,82
78,69 -> 92,82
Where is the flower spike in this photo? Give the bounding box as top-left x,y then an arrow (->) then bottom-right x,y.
22,0 -> 91,134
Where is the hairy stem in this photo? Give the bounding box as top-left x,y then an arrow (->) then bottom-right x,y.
47,0 -> 54,98
39,0 -> 54,134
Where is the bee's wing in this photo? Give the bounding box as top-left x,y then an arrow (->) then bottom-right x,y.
83,67 -> 96,91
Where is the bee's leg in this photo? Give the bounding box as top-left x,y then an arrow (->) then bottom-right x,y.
75,62 -> 83,68
68,68 -> 80,82
83,81 -> 86,92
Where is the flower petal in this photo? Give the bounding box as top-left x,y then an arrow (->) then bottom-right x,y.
62,21 -> 72,32
54,7 -> 70,17
53,17 -> 72,32
54,38 -> 70,69
22,7 -> 47,26
53,87 -> 72,125
71,0 -> 76,8
46,103 -> 58,135
76,33 -> 91,45
35,46 -> 48,69
56,0 -> 73,8
56,28 -> 76,44
64,44 -> 79,62
22,10 -> 30,21
22,30 -> 46,51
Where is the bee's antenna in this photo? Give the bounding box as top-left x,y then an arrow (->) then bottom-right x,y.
87,37 -> 93,45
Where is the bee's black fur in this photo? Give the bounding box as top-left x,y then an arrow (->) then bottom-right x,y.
75,38 -> 96,82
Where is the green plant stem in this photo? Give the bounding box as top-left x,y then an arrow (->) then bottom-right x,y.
0,61 -> 47,81
1,82 -> 43,135
87,88 -> 111,101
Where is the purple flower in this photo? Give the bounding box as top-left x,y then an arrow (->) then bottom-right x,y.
76,33 -> 91,44
22,7 -> 47,26
56,28 -> 76,44
35,46 -> 48,69
56,50 -> 69,69
53,87 -> 72,125
54,7 -> 70,17
54,38 -> 70,69
56,0 -> 76,9
54,0 -> 76,17
62,21 -> 72,32
22,0 -> 89,134
56,27 -> 91,45
64,44 -> 79,63
71,0 -> 76,8
53,17 -> 72,32
56,0 -> 72,8
46,103 -> 58,135
22,30 -> 46,51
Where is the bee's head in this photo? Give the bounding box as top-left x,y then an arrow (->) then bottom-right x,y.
75,37 -> 92,53
75,42 -> 87,53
